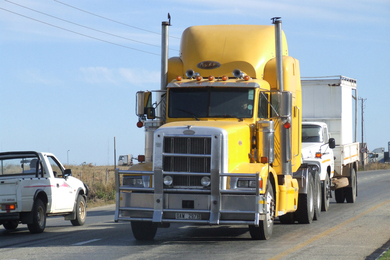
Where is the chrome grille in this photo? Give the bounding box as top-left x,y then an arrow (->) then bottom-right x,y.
163,136 -> 212,187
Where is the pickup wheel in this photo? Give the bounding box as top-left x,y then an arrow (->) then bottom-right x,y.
131,221 -> 158,241
295,173 -> 314,224
3,220 -> 19,230
313,173 -> 321,220
321,174 -> 330,211
28,199 -> 46,234
345,168 -> 357,203
249,179 -> 275,240
71,195 -> 87,226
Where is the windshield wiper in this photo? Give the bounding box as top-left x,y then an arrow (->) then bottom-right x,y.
176,109 -> 200,121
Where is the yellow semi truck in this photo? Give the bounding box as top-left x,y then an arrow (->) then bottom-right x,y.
115,17 -> 321,240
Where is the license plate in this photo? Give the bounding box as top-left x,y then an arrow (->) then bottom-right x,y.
175,213 -> 202,220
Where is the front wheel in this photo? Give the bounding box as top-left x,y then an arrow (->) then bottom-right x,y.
71,195 -> 87,226
3,220 -> 19,230
295,173 -> 314,224
28,199 -> 46,234
313,173 -> 321,221
131,221 -> 158,241
249,179 -> 275,240
321,174 -> 330,211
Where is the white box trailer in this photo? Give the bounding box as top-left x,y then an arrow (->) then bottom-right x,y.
301,76 -> 359,203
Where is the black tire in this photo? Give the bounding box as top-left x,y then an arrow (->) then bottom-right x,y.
249,180 -> 275,240
71,195 -> 87,226
279,212 -> 295,224
313,173 -> 321,221
335,188 -> 345,203
131,221 -> 158,241
321,174 -> 330,211
27,199 -> 46,234
295,173 -> 314,224
345,168 -> 357,203
3,220 -> 18,230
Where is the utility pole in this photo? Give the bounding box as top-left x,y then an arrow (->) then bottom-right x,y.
359,97 -> 366,169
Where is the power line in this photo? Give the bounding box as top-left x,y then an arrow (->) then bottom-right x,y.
53,0 -> 181,40
5,0 -> 164,49
0,7 -> 160,56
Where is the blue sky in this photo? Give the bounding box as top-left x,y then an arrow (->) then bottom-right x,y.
1,0 -> 389,165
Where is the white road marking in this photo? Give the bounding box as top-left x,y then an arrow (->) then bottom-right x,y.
72,238 -> 102,246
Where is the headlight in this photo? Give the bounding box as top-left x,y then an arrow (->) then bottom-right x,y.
123,175 -> 150,188
163,175 -> 173,186
201,176 -> 211,187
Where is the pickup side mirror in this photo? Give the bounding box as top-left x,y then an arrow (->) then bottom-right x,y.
328,138 -> 336,149
64,169 -> 72,178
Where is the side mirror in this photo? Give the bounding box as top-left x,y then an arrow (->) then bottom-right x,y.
136,91 -> 153,117
328,138 -> 336,149
64,169 -> 72,178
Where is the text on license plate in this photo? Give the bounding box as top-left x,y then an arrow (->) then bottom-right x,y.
175,213 -> 202,220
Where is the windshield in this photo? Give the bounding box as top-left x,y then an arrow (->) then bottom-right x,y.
168,87 -> 255,119
302,125 -> 323,143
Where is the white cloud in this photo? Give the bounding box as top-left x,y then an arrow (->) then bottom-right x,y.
19,69 -> 62,86
79,67 -> 160,86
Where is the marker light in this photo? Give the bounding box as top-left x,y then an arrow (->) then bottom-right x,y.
244,75 -> 250,81
176,76 -> 182,81
137,121 -> 143,128
283,122 -> 291,129
196,76 -> 202,81
222,75 -> 228,81
261,157 -> 268,163
315,152 -> 322,158
208,75 -> 214,81
137,155 -> 145,162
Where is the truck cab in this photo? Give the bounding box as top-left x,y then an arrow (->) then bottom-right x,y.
115,19 -> 320,241
301,121 -> 335,211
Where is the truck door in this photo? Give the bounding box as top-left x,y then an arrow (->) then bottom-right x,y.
47,156 -> 75,212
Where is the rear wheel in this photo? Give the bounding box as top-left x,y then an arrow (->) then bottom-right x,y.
3,220 -> 18,230
335,188 -> 346,203
321,174 -> 330,211
345,168 -> 357,203
28,199 -> 46,234
295,173 -> 314,224
131,221 -> 158,241
249,180 -> 275,240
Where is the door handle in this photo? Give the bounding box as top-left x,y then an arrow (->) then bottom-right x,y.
57,184 -> 60,188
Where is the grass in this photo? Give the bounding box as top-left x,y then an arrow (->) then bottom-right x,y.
359,162 -> 390,171
66,164 -> 129,208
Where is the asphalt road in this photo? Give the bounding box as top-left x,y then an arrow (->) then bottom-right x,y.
1,169 -> 390,260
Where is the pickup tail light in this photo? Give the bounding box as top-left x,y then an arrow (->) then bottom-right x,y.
1,204 -> 16,212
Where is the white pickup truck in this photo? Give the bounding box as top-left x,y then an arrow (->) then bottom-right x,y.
0,151 -> 89,233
